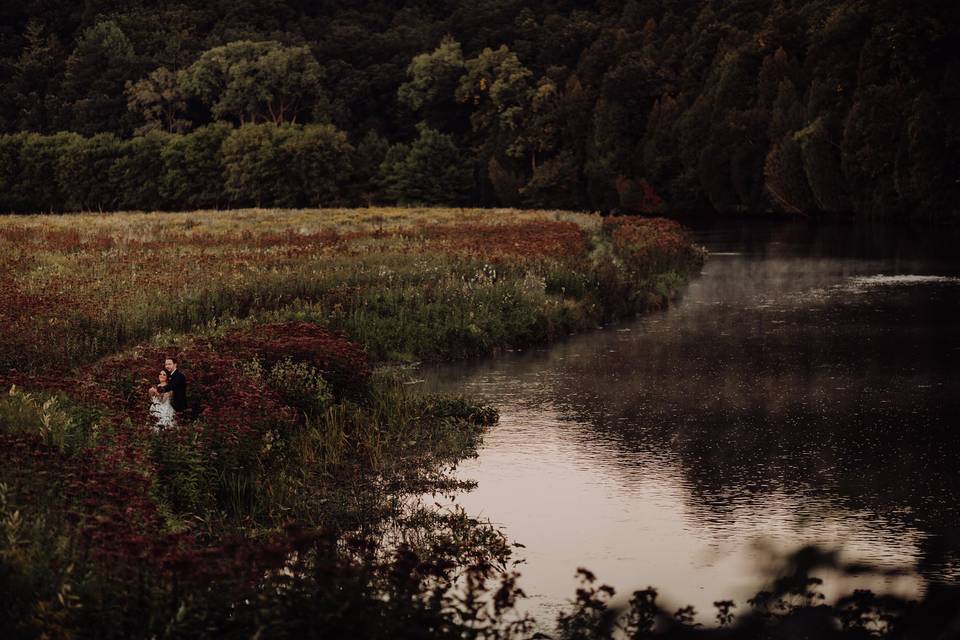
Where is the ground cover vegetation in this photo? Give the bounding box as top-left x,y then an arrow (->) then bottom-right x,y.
0,208 -> 702,373
1,207 -> 957,634
0,1 -> 956,218
0,207 -> 709,637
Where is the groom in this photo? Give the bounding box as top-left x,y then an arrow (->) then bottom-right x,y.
164,357 -> 188,413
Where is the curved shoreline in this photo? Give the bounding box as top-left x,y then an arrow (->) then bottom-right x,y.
0,207 -> 706,637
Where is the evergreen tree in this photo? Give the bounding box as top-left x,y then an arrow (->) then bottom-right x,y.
62,20 -> 140,136
10,20 -> 66,133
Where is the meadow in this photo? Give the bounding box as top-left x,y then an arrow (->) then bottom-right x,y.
2,208 -> 955,637
0,207 -> 702,373
0,207 -> 706,638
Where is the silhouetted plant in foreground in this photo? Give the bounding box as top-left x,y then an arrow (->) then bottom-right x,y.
548,546 -> 960,639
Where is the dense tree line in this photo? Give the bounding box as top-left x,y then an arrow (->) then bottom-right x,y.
0,0 -> 957,217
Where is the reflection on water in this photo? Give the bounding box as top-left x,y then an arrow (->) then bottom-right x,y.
422,220 -> 960,622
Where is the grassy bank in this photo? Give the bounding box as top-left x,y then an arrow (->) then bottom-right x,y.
0,207 -> 705,637
2,208 -> 954,637
0,208 -> 705,372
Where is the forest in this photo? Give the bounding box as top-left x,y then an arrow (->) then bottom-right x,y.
0,0 -> 958,218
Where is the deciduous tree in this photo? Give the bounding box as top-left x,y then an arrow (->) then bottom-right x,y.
180,41 -> 325,125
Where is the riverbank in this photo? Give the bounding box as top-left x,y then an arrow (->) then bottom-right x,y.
0,207 -> 706,371
0,207 -> 705,637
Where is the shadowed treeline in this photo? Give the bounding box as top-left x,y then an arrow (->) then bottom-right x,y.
1,1 -> 958,217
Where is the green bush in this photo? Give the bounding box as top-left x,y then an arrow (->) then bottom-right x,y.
151,430 -> 214,517
416,394 -> 499,425
378,124 -> 474,205
109,130 -> 173,211
222,122 -> 353,207
264,357 -> 333,415
0,134 -> 26,212
282,123 -> 354,207
221,122 -> 291,207
0,388 -> 76,453
56,132 -> 123,212
11,132 -> 79,213
159,122 -> 232,209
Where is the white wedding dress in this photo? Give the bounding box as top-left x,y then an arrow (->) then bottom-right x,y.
150,393 -> 177,430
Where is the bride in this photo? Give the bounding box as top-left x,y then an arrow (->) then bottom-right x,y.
148,370 -> 177,430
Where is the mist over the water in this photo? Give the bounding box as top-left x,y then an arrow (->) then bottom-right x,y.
422,220 -> 960,621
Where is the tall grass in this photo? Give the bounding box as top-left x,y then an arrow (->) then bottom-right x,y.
0,208 -> 708,637
1,208 -> 705,374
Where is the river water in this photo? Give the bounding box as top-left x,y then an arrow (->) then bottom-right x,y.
422,219 -> 960,623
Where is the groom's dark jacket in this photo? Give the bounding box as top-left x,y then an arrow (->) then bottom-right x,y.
168,368 -> 187,412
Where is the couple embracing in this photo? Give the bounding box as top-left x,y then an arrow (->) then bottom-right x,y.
148,357 -> 187,429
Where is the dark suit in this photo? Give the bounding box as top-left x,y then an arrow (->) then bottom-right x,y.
168,368 -> 187,412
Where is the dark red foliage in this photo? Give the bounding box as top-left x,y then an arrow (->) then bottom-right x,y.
343,220 -> 589,261
614,177 -> 666,214
218,321 -> 371,396
0,337 -> 308,594
411,220 -> 589,262
0,275 -> 99,372
0,431 -> 317,596
85,341 -> 296,469
602,216 -> 704,274
0,370 -> 77,394
2,432 -> 168,573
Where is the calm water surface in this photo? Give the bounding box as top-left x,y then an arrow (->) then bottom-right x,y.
422,220 -> 960,622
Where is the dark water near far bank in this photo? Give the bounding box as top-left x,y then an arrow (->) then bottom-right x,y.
423,220 -> 960,622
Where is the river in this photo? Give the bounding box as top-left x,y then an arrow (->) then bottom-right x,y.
421,219 -> 960,624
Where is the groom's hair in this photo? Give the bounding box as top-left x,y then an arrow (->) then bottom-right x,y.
166,356 -> 179,364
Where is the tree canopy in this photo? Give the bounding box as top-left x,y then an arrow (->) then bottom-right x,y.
0,0 -> 957,218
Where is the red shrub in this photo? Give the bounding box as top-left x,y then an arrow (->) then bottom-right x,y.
602,217 -> 703,275
85,342 -> 296,469
1,432 -> 166,572
0,431 -> 308,596
0,275 -> 101,372
218,321 -> 371,396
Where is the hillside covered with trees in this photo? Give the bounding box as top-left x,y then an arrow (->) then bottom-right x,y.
0,0 -> 957,218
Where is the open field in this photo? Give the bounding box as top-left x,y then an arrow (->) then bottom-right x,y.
0,207 -> 705,637
0,207 -> 704,374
